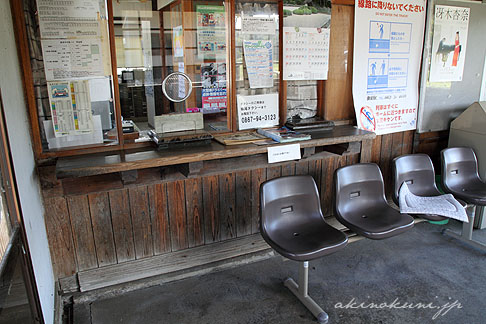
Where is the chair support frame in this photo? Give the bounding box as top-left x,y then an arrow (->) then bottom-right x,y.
442,204 -> 486,252
284,261 -> 329,324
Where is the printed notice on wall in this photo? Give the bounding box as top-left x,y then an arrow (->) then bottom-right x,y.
241,15 -> 276,35
352,0 -> 426,135
243,40 -> 274,89
237,93 -> 279,130
42,39 -> 105,80
429,6 -> 470,83
48,80 -> 94,137
197,5 -> 226,60
37,0 -> 101,39
283,27 -> 330,80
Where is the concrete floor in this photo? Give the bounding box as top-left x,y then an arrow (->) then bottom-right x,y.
72,221 -> 486,324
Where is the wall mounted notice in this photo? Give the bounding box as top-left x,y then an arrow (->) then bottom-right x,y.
196,5 -> 226,59
243,40 -> 274,89
429,5 -> 470,83
37,0 -> 100,38
48,80 -> 94,137
237,93 -> 279,130
201,63 -> 227,113
283,27 -> 330,80
242,15 -> 276,35
353,0 -> 426,135
42,39 -> 104,80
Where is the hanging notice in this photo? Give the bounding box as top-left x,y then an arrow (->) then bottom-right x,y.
352,0 -> 426,135
201,63 -> 227,113
197,5 -> 226,59
242,15 -> 276,35
48,80 -> 94,137
243,40 -> 274,89
173,25 -> 184,57
37,0 -> 100,39
237,93 -> 279,130
429,6 -> 470,83
42,39 -> 105,80
283,27 -> 330,80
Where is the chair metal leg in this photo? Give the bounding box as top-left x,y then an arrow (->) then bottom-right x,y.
443,204 -> 486,252
284,261 -> 329,324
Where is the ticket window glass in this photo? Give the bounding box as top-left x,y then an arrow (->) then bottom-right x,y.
114,0 -> 230,136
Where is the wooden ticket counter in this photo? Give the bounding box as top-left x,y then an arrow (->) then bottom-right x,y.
39,126 -> 374,292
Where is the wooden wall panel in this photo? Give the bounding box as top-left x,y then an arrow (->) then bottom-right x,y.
129,186 -> 154,258
308,160 -> 322,192
266,166 -> 281,180
185,178 -> 204,248
167,180 -> 188,251
148,183 -> 171,254
109,189 -> 135,263
250,168 -> 266,234
44,197 -> 77,278
235,170 -> 251,237
295,161 -> 309,175
88,192 -> 117,267
281,163 -> 295,177
219,173 -> 236,240
324,4 -> 355,121
67,195 -> 98,271
203,176 -> 220,243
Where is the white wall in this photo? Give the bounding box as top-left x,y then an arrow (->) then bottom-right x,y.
0,1 -> 55,323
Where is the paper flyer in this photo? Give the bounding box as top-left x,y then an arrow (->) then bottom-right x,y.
201,63 -> 227,113
196,5 -> 226,59
352,0 -> 426,135
48,80 -> 94,137
429,5 -> 470,82
283,27 -> 330,80
241,15 -> 276,35
37,0 -> 100,38
173,25 -> 184,58
243,40 -> 274,89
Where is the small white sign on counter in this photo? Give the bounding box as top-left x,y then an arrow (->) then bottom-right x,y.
267,144 -> 301,164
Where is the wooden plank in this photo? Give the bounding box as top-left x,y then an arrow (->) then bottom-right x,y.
360,139 -> 373,163
280,163 -> 295,177
308,159 -> 322,193
88,192 -> 117,267
77,234 -> 271,292
66,195 -> 98,271
56,126 -> 375,179
167,180 -> 188,251
203,176 -> 220,243
295,160 -> 309,175
266,165 -> 281,180
108,189 -> 136,263
62,173 -> 123,196
44,197 -> 77,278
128,187 -> 154,258
235,170 -> 252,237
324,4 -> 355,120
401,130 -> 414,155
251,168 -> 266,234
379,134 -> 394,198
370,135 -> 382,164
148,184 -> 171,254
219,173 -> 236,240
184,178 -> 204,248
346,153 -> 360,166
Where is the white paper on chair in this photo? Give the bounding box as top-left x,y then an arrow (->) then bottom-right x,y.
398,182 -> 468,222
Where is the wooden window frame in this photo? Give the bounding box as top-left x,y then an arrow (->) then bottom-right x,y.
13,0 -> 349,160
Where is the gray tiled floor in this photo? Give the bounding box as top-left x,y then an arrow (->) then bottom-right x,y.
73,220 -> 486,324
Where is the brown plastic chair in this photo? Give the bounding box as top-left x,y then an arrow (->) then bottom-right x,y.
260,175 -> 348,324
334,163 -> 414,240
392,154 -> 447,221
441,147 -> 486,251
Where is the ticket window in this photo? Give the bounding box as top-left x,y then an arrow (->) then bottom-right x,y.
113,0 -> 231,137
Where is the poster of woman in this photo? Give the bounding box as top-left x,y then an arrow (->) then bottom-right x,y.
429,5 -> 470,82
